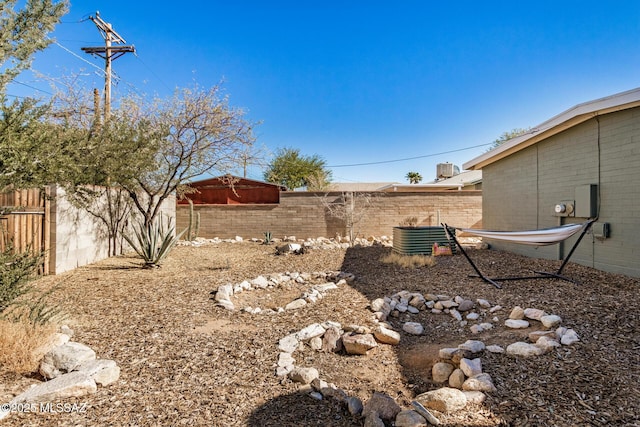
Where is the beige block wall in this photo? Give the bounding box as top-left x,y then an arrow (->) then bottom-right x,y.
176,191 -> 482,240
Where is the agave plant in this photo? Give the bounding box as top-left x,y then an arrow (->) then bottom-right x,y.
124,216 -> 186,268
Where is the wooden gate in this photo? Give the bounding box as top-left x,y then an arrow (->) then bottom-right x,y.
0,188 -> 48,272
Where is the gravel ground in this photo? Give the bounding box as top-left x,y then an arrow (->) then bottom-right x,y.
1,241 -> 638,426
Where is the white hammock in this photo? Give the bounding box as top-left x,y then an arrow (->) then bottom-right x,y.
454,222 -> 589,246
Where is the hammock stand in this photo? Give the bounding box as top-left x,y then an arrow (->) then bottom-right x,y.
442,220 -> 596,289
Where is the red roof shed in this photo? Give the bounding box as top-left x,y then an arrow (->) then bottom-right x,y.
178,176 -> 285,205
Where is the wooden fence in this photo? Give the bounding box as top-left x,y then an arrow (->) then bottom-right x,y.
0,188 -> 48,272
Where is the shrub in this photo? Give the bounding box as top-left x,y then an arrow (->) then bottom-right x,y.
124,216 -> 186,268
0,318 -> 57,374
380,252 -> 436,269
0,246 -> 42,314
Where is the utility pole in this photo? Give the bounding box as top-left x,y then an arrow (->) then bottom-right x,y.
81,12 -> 135,121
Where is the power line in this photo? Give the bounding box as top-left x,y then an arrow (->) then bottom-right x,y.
327,143 -> 493,168
12,80 -> 54,96
52,40 -> 106,75
133,54 -> 173,92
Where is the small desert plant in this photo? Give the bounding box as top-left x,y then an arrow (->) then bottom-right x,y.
124,216 -> 186,268
6,286 -> 68,326
186,199 -> 201,241
381,252 -> 436,269
263,231 -> 273,245
0,318 -> 57,374
0,245 -> 42,314
399,216 -> 419,227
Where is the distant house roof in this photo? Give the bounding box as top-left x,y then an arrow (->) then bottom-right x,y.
179,175 -> 285,205
377,170 -> 482,192
464,87 -> 640,170
328,182 -> 400,192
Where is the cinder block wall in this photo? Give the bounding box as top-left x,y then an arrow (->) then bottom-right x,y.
482,106 -> 640,277
176,191 -> 482,240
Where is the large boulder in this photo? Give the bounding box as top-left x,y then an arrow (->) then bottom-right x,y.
415,387 -> 468,413
39,342 -> 96,379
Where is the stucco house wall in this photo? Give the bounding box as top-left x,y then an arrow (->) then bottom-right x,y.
472,99 -> 640,277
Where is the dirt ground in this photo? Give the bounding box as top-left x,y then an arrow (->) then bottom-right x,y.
1,241 -> 638,426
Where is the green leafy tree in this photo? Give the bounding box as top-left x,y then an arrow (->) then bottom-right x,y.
264,147 -> 332,190
487,127 -> 531,151
405,171 -> 422,184
0,0 -> 68,93
0,0 -> 67,190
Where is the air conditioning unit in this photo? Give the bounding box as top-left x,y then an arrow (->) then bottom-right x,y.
437,163 -> 459,179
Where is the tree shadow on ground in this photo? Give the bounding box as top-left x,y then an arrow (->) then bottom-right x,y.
335,244 -> 640,427
246,389 -> 360,427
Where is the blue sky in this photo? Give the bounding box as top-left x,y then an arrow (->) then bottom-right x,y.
8,1 -> 640,183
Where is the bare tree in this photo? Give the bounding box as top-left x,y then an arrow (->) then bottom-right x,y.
321,191 -> 379,246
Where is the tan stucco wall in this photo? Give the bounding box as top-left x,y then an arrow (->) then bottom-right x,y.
176,191 -> 482,240
48,186 -> 176,274
482,106 -> 640,277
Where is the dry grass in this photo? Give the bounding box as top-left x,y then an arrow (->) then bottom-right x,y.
380,252 -> 437,268
0,318 -> 57,374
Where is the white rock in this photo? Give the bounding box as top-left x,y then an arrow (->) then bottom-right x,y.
489,305 -> 502,313
432,362 -> 455,383
479,322 -> 494,331
505,319 -> 530,329
217,299 -> 235,311
289,367 -> 319,384
373,326 -> 401,345
296,323 -> 326,341
277,352 -> 295,367
486,345 -> 504,353
540,314 -> 563,328
459,358 -> 483,377
448,368 -> 466,389
314,282 -> 338,292
470,324 -> 484,334
11,371 -> 96,404
215,284 -> 233,302
560,328 -> 580,345
449,309 -> 462,321
466,312 -> 480,321
524,308 -> 546,321
529,330 -> 557,342
371,298 -> 386,312
342,333 -> 378,355
402,322 -> 424,335
477,299 -> 491,309
39,342 -> 97,379
438,348 -> 458,360
75,359 -> 120,386
395,409 -> 427,427
278,334 -> 299,353
506,342 -> 544,357
250,275 -> 270,288
406,305 -> 420,314
509,306 -> 525,320
535,336 -> 561,353
415,387 -> 467,414
462,391 -> 487,405
462,373 -> 496,392
309,337 -> 323,350
285,299 -> 307,310
458,340 -> 485,353
441,300 -> 458,309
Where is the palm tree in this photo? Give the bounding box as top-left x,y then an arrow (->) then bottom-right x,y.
406,171 -> 423,184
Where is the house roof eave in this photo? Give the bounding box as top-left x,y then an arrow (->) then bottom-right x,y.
464,87 -> 640,170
